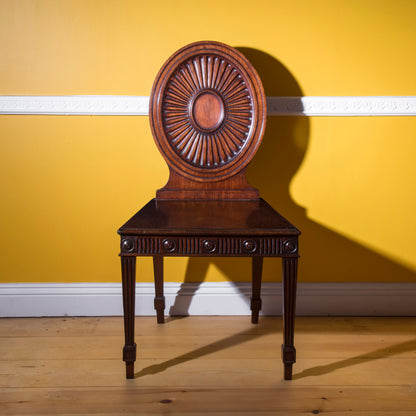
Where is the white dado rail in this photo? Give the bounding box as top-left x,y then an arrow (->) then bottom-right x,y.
1,95 -> 416,116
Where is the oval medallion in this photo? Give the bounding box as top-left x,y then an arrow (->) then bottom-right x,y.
150,41 -> 266,182
190,90 -> 225,132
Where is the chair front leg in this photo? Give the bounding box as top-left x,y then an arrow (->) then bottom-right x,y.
121,256 -> 137,379
281,257 -> 298,380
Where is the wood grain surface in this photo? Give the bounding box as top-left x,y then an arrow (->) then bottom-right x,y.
1,316 -> 415,415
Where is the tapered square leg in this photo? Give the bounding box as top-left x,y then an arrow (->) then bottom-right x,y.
251,257 -> 263,324
153,255 -> 165,324
282,257 -> 298,380
121,256 -> 137,379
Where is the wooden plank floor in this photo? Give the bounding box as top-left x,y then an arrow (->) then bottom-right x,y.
0,316 -> 415,415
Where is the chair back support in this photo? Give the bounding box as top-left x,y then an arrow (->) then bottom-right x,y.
149,41 -> 267,200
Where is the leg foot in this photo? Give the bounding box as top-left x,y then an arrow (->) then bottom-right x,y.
250,298 -> 262,324
123,343 -> 136,379
281,344 -> 296,380
154,296 -> 165,324
284,364 -> 293,380
126,362 -> 135,379
153,256 -> 165,324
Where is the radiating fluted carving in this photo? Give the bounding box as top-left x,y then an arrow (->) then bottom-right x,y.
149,41 -> 266,186
162,55 -> 253,168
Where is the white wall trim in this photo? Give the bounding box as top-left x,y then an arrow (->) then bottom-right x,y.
1,282 -> 415,317
0,95 -> 150,115
267,96 -> 416,116
1,95 -> 415,116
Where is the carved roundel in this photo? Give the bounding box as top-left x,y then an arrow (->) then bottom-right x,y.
150,41 -> 266,182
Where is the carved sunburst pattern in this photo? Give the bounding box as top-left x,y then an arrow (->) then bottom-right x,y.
162,55 -> 253,168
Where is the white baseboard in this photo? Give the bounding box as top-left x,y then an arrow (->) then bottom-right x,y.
0,282 -> 415,317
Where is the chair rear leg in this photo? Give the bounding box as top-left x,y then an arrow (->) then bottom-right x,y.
251,256 -> 263,324
153,255 -> 165,324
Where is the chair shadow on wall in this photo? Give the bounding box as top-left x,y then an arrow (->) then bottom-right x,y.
168,47 -> 415,317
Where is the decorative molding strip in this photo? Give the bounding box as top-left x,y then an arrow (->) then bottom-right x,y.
0,95 -> 149,115
1,282 -> 415,317
1,95 -> 415,116
267,96 -> 416,116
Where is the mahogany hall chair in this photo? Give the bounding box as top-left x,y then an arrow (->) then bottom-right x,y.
118,41 -> 300,380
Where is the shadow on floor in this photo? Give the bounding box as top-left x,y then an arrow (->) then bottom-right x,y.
135,320 -> 279,378
293,338 -> 416,379
134,318 -> 416,380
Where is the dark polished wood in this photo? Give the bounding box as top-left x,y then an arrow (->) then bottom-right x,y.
119,199 -> 299,237
119,41 -> 300,381
251,257 -> 263,324
149,41 -> 266,200
282,257 -> 298,380
153,256 -> 165,324
121,256 -> 136,379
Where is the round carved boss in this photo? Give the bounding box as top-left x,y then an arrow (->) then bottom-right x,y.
149,41 -> 267,182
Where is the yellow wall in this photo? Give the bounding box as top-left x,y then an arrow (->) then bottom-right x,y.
0,0 -> 415,283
